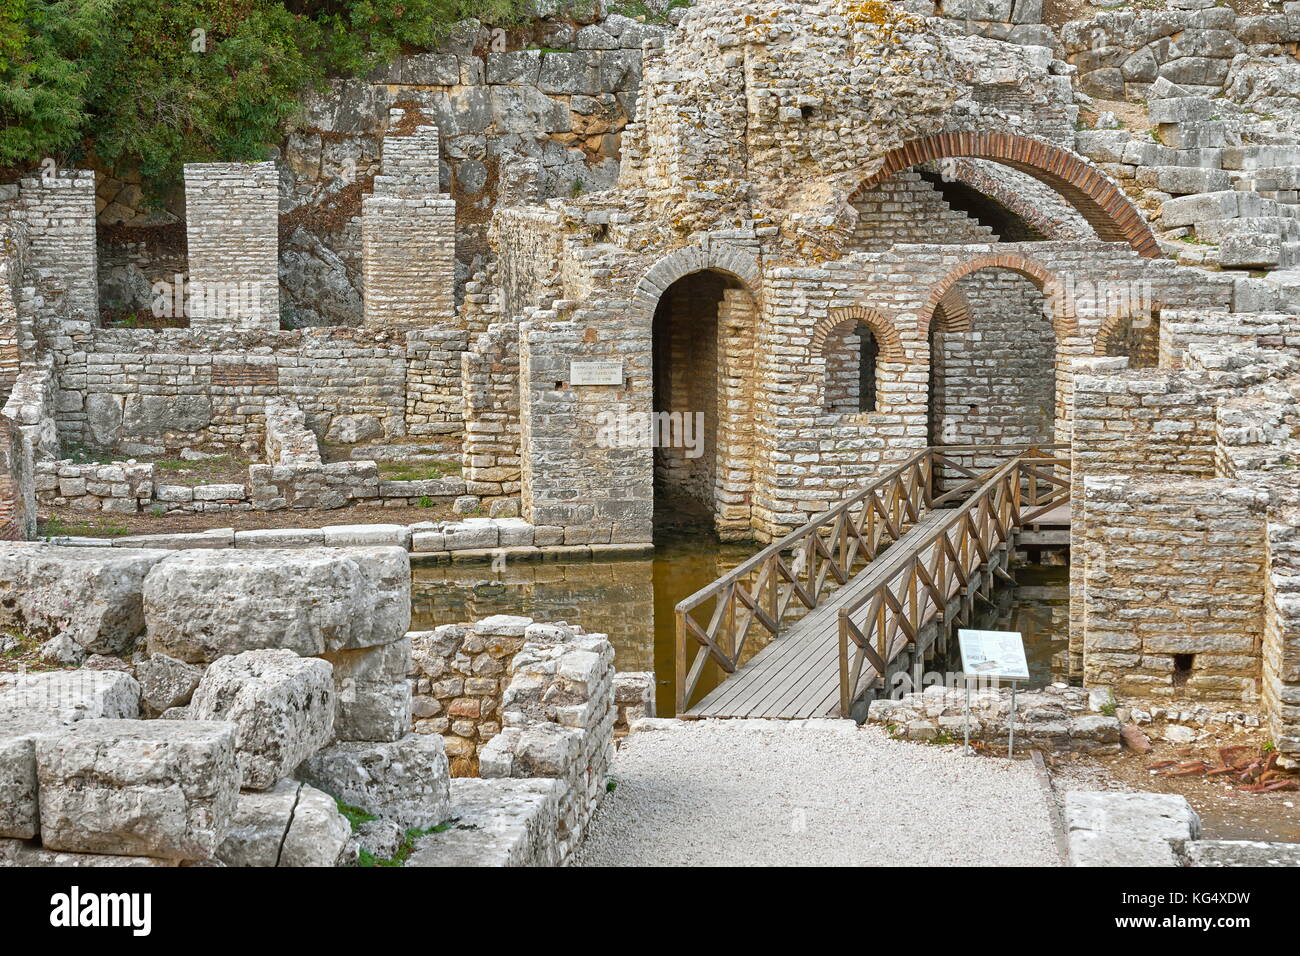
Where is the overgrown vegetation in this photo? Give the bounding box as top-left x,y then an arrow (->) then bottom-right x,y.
0,0 -> 530,195
41,516 -> 131,537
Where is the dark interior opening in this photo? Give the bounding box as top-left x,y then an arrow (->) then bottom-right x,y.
1173,653 -> 1195,685
856,323 -> 879,413
918,170 -> 1046,242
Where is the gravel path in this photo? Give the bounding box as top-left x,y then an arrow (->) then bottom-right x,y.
573,719 -> 1062,867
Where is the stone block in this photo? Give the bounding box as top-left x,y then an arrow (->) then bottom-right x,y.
296,733 -> 450,830
1065,791 -> 1201,866
233,528 -> 326,548
0,712 -> 71,839
36,719 -> 239,861
321,639 -> 412,742
0,839 -> 180,866
144,546 -> 410,662
321,523 -> 412,548
216,779 -> 350,867
135,654 -> 203,717
405,778 -> 564,867
189,649 -> 336,790
0,669 -> 141,722
1186,839 -> 1300,866
0,544 -> 170,653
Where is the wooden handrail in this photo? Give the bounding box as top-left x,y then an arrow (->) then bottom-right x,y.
836,451 -> 1070,715
673,444 -> 1070,714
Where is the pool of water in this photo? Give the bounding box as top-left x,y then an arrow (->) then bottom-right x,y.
411,525 -> 1073,715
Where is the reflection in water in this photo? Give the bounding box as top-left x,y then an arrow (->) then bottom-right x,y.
411,535 -> 1072,715
411,527 -> 755,716
958,564 -> 1071,689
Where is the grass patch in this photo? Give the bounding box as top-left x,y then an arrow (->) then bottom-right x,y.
1099,692 -> 1118,718
41,517 -> 131,538
1,630 -> 39,656
357,819 -> 479,867
335,800 -> 377,833
377,460 -> 460,482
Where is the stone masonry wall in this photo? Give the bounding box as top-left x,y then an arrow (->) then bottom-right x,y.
20,172 -> 98,325
182,163 -> 279,329
362,112 -> 456,328
1081,475 -> 1269,702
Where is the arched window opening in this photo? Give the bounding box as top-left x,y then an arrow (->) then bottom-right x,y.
1101,310 -> 1161,369
825,320 -> 879,414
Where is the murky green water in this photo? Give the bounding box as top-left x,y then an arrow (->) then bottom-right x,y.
411,528 -> 757,716
411,527 -> 1072,715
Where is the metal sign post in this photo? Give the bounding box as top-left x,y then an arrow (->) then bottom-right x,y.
958,629 -> 1030,759
1008,679 -> 1017,758
963,674 -> 973,756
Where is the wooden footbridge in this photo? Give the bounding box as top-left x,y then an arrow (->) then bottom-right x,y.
674,445 -> 1070,720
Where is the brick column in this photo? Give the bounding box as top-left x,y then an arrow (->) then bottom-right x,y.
183,161 -> 279,329
21,170 -> 98,323
362,110 -> 456,327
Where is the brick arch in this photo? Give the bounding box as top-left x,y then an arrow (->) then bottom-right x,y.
931,287 -> 972,335
852,132 -> 1159,258
921,252 -> 1080,341
629,242 -> 761,323
810,306 -> 905,362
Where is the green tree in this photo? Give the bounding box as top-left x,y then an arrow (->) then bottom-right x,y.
0,0 -> 110,169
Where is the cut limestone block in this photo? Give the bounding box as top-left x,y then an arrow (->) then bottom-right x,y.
135,654 -> 203,717
296,733 -> 450,830
319,638 -> 411,742
216,779 -> 350,867
0,712 -> 72,839
0,544 -> 170,654
1186,839 -> 1300,867
0,669 -> 140,722
189,649 -> 335,790
0,839 -> 179,867
143,547 -> 410,662
36,719 -> 239,861
405,778 -> 564,867
1065,791 -> 1201,866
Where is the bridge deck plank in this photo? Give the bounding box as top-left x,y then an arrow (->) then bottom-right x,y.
684,510 -> 956,720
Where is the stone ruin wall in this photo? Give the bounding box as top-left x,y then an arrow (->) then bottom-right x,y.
0,542 -> 627,865
1071,328 -> 1300,749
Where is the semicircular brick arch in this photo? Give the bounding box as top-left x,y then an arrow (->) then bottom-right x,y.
931,287 -> 972,335
853,132 -> 1159,258
628,242 -> 762,323
920,252 -> 1080,341
810,306 -> 905,362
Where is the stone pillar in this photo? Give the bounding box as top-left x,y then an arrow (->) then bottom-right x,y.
183,161 -> 279,329
362,110 -> 456,327
20,170 -> 98,323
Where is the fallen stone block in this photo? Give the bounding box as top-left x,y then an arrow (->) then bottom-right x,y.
1065,791 -> 1201,866
405,778 -> 564,867
144,546 -> 410,662
135,653 -> 203,717
233,528 -> 326,548
216,779 -> 350,867
1186,839 -> 1300,867
36,719 -> 239,861
0,544 -> 170,654
321,524 -> 412,548
189,649 -> 335,790
0,838 -> 179,867
0,712 -> 72,839
296,734 -> 450,831
0,669 -> 140,722
320,639 -> 411,742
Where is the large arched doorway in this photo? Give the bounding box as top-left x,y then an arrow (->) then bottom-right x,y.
650,269 -> 757,540
928,267 -> 1059,458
